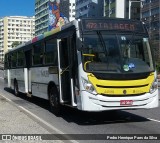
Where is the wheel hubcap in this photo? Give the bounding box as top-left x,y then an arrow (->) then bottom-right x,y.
50,89 -> 55,106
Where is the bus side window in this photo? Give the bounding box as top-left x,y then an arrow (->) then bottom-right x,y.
11,52 -> 17,68
17,50 -> 25,67
4,54 -> 8,69
60,38 -> 69,67
32,43 -> 44,65
25,49 -> 32,68
8,54 -> 11,68
45,39 -> 57,65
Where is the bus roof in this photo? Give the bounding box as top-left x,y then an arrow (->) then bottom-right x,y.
6,19 -> 78,53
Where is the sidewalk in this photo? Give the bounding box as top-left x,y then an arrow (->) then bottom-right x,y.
0,95 -> 62,143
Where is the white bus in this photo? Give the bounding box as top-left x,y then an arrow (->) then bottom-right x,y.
4,18 -> 159,114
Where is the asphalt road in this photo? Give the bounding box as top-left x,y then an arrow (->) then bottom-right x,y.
0,70 -> 160,143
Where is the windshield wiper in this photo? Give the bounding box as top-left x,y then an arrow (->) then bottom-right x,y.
96,31 -> 109,57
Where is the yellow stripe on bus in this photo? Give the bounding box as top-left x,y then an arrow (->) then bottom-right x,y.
88,73 -> 154,95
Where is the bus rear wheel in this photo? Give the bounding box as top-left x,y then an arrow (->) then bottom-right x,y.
49,86 -> 61,115
14,81 -> 19,96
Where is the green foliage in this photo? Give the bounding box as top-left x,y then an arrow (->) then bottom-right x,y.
11,41 -> 20,48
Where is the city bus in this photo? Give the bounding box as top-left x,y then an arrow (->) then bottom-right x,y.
4,18 -> 159,114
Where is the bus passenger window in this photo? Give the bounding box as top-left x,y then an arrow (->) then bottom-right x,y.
45,39 -> 57,65
17,50 -> 25,67
4,54 -> 10,69
32,43 -> 44,65
11,52 -> 17,68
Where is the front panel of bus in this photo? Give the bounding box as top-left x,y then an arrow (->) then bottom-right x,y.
77,19 -> 159,111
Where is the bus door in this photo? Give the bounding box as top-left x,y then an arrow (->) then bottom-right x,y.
57,37 -> 77,106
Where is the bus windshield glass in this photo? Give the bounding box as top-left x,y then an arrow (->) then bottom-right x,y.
82,32 -> 154,74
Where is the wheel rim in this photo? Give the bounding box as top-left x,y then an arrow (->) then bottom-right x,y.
50,87 -> 58,107
14,83 -> 18,95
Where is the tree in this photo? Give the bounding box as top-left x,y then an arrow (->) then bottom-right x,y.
11,41 -> 20,48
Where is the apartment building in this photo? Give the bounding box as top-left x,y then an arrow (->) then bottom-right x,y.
35,0 -> 76,36
104,0 -> 128,18
104,0 -> 141,20
75,0 -> 104,19
0,16 -> 35,61
141,0 -> 160,62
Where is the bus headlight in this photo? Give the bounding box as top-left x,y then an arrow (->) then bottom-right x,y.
81,77 -> 97,94
150,78 -> 158,94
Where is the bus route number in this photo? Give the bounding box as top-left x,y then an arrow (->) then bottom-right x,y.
86,22 -> 97,29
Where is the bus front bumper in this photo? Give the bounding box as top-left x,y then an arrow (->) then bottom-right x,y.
79,90 -> 159,111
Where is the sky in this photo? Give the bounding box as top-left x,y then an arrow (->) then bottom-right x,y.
0,0 -> 34,17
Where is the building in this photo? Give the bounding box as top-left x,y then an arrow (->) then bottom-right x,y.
141,0 -> 160,62
0,16 -> 35,61
104,0 -> 141,20
75,0 -> 104,19
104,0 -> 131,18
104,0 -> 128,18
35,0 -> 76,36
129,0 -> 142,20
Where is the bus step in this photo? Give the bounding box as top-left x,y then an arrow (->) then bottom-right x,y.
62,100 -> 70,104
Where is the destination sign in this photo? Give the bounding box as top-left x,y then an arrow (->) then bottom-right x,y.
82,19 -> 145,33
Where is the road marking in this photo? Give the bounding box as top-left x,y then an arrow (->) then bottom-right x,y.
0,94 -> 12,102
0,93 -> 79,143
18,105 -> 65,134
147,118 -> 160,123
18,106 -> 79,142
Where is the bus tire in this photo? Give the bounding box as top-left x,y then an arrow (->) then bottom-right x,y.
49,85 -> 61,115
14,81 -> 19,96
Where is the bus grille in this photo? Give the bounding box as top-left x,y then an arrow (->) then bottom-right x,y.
100,93 -> 146,97
96,84 -> 149,88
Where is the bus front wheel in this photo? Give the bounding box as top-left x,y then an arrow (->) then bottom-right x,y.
49,85 -> 61,115
14,81 -> 19,96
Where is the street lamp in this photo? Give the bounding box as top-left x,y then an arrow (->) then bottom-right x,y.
129,0 -> 145,19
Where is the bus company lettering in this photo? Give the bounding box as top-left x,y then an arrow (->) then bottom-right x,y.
86,22 -> 135,31
41,70 -> 49,77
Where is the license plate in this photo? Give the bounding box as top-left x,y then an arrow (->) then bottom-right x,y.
120,100 -> 133,106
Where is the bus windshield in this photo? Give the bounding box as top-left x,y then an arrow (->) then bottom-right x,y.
82,32 -> 154,74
